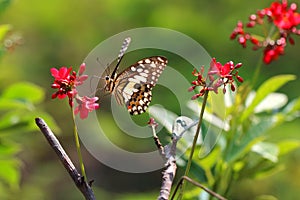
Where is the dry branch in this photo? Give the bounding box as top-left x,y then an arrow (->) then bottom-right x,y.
35,117 -> 95,200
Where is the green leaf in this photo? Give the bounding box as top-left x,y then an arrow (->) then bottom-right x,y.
0,109 -> 60,134
198,146 -> 221,170
0,98 -> 33,111
237,152 -> 283,180
0,110 -> 32,131
190,159 -> 208,183
184,187 -> 202,199
251,142 -> 279,163
254,164 -> 285,180
197,146 -> 221,184
0,0 -> 11,15
282,97 -> 300,120
0,141 -> 20,158
1,82 -> 45,104
226,117 -> 276,163
241,75 -> 296,122
277,140 -> 300,156
0,159 -> 20,190
249,93 -> 288,113
0,24 -> 11,41
0,111 -> 25,130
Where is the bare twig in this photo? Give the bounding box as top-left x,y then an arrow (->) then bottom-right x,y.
151,122 -> 165,156
151,116 -> 225,200
171,176 -> 227,200
35,117 -> 96,200
158,154 -> 177,200
150,116 -> 201,200
149,118 -> 177,200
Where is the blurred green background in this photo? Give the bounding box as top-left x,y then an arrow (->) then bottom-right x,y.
1,0 -> 300,199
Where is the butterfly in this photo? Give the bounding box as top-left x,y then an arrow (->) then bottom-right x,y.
104,37 -> 168,115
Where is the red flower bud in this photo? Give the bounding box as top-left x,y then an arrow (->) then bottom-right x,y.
234,63 -> 243,69
231,84 -> 236,92
188,86 -> 196,92
236,75 -> 244,83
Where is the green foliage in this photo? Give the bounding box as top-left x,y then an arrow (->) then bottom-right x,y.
0,82 -> 58,198
241,75 -> 296,122
0,0 -> 11,15
153,75 -> 300,199
0,23 -> 11,59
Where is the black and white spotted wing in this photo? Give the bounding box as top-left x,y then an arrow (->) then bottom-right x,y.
113,56 -> 167,115
104,38 -> 168,115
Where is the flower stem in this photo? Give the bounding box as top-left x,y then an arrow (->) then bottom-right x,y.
252,24 -> 278,87
179,90 -> 209,198
251,54 -> 263,88
71,108 -> 87,180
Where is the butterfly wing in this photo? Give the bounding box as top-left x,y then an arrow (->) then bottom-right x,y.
112,56 -> 168,115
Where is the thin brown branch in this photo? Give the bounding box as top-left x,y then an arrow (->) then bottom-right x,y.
151,125 -> 165,156
149,118 -> 179,200
35,117 -> 96,200
171,176 -> 227,200
158,155 -> 177,200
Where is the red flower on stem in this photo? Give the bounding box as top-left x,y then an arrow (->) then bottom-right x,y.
231,0 -> 300,64
267,0 -> 300,30
74,96 -> 100,119
75,63 -> 88,86
263,39 -> 286,64
51,63 -> 89,107
51,66 -> 76,107
189,58 -> 243,99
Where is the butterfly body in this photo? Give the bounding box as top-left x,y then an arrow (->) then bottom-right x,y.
104,38 -> 167,115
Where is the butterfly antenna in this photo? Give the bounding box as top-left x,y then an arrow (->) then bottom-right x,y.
87,78 -> 107,99
111,37 -> 131,78
96,57 -> 111,76
89,75 -> 103,93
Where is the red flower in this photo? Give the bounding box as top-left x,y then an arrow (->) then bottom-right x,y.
51,67 -> 76,106
263,43 -> 285,64
75,63 -> 88,86
74,96 -> 100,119
50,66 -> 72,82
188,67 -> 210,97
230,21 -> 260,49
230,0 -> 300,64
189,58 -> 243,99
267,1 -> 300,30
51,63 -> 88,107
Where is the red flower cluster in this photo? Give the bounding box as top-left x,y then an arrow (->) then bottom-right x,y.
51,63 -> 99,119
189,58 -> 243,99
230,0 -> 300,64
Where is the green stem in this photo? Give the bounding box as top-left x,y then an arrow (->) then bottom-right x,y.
179,90 -> 209,198
71,108 -> 87,180
251,54 -> 263,88
252,24 -> 278,88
